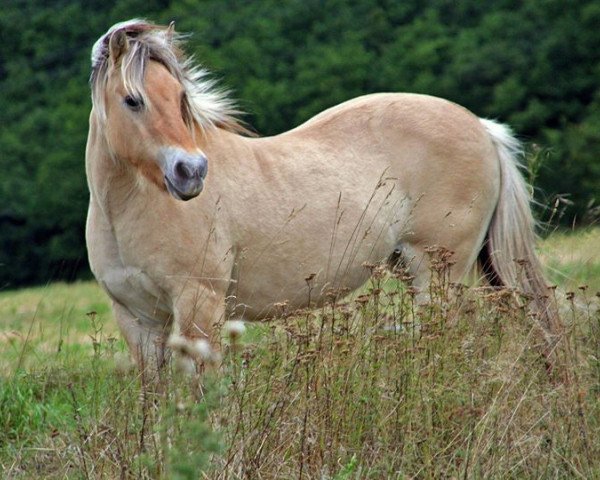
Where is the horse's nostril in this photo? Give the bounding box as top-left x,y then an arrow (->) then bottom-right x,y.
175,161 -> 192,180
171,154 -> 207,184
198,155 -> 208,179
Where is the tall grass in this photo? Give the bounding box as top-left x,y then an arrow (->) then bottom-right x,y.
1,230 -> 599,478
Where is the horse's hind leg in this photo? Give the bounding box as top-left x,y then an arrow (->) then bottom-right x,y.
393,243 -> 434,304
397,221 -> 489,303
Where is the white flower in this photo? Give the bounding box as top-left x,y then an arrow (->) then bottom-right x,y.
167,334 -> 189,354
168,335 -> 220,365
191,339 -> 213,360
223,320 -> 246,341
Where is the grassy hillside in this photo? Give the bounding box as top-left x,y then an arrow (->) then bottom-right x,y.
1,229 -> 599,478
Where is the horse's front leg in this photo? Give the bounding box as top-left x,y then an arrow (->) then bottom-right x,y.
167,283 -> 227,374
112,300 -> 170,381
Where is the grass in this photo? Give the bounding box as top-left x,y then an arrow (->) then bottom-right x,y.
540,227 -> 600,291
0,228 -> 599,478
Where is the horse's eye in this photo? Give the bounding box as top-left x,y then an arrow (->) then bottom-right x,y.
124,95 -> 143,110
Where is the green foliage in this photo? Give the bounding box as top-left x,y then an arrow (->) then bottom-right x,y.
0,375 -> 53,446
333,454 -> 359,479
1,0 -> 599,286
164,392 -> 222,479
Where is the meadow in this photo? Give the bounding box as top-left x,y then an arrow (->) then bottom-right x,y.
1,228 -> 599,479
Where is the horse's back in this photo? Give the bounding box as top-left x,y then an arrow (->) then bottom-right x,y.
284,92 -> 499,208
286,92 -> 498,188
293,92 -> 482,137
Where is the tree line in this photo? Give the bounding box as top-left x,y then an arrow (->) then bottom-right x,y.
1,0 -> 598,288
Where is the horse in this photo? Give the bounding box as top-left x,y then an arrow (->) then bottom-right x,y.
86,19 -> 559,375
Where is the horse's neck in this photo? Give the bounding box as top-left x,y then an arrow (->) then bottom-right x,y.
202,127 -> 262,192
202,128 -> 307,237
86,118 -> 147,220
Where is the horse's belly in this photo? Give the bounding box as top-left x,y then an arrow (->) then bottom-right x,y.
234,233 -> 395,320
234,264 -> 372,321
231,177 -> 407,319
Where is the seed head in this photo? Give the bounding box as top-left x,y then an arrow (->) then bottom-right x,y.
191,339 -> 214,360
224,320 -> 246,341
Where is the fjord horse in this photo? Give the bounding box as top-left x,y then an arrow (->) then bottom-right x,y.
86,20 -> 559,375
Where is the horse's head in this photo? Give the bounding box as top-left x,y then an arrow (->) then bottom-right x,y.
90,20 -> 244,201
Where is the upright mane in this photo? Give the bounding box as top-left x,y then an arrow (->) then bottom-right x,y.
90,19 -> 247,134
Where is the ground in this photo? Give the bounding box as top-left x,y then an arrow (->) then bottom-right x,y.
1,228 -> 599,479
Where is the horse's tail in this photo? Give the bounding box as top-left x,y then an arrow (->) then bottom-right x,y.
478,119 -> 562,346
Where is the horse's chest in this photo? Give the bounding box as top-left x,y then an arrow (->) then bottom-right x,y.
100,263 -> 171,325
87,194 -> 180,327
91,219 -> 171,324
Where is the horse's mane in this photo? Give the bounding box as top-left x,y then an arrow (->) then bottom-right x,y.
90,19 -> 248,134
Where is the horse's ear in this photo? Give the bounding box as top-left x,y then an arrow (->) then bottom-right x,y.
109,29 -> 129,63
166,21 -> 175,38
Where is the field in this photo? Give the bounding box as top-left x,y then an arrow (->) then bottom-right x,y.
1,229 -> 599,479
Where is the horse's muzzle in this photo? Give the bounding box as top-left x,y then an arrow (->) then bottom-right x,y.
162,149 -> 208,201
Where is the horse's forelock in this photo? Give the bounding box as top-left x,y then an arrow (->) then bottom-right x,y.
90,19 -> 248,134
91,20 -> 178,121
92,20 -> 143,68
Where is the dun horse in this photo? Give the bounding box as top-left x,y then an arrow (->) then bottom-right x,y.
86,20 -> 558,375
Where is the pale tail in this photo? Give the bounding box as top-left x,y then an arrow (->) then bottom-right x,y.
479,119 -> 561,343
